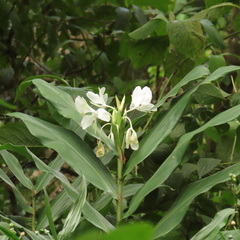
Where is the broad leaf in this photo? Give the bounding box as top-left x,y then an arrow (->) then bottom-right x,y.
8,113 -> 118,198
167,19 -> 205,59
129,14 -> 167,40
129,36 -> 169,69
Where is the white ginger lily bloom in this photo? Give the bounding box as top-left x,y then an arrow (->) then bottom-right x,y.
75,96 -> 111,130
126,127 -> 139,150
87,87 -> 108,107
129,86 -> 156,112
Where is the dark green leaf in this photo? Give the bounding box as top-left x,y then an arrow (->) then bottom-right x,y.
200,19 -> 225,49
129,36 -> 169,69
167,19 -> 205,59
197,158 -> 222,178
43,188 -> 58,240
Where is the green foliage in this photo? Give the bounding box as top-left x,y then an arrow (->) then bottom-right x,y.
1,1 -> 240,240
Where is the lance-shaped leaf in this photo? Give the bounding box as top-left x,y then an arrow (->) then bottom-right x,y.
0,168 -> 32,213
154,163 -> 240,239
82,202 -> 115,233
0,150 -> 33,190
31,79 -> 116,153
35,154 -> 65,193
124,103 -> 240,218
124,66 -> 240,176
58,177 -> 87,239
8,113 -> 117,198
190,208 -> 235,240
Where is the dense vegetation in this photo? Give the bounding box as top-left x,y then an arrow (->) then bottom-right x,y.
0,0 -> 240,239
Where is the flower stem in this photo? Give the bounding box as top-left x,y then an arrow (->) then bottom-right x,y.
117,155 -> 123,226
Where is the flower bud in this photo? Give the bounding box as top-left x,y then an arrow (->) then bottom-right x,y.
95,140 -> 105,158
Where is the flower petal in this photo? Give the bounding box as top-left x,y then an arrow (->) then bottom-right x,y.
81,114 -> 96,129
96,108 -> 111,122
86,87 -> 108,106
75,96 -> 93,114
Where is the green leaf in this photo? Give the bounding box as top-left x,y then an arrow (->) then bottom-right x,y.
0,168 -> 32,213
31,79 -> 116,153
216,230 -> 240,239
0,214 -> 46,240
153,155 -> 240,238
154,65 -> 210,109
125,66 -> 240,177
103,222 -> 154,240
208,55 -> 226,73
167,19 -> 205,59
197,158 -> 222,178
35,155 -> 65,193
200,19 -> 225,49
0,99 -> 16,110
0,122 -> 41,147
8,113 -> 118,198
190,208 -> 235,240
15,75 -> 69,101
129,36 -> 169,69
192,3 -> 240,20
124,103 -> 240,219
82,202 -> 115,233
43,188 -> 58,240
26,148 -> 79,201
132,5 -> 147,25
129,14 -> 167,40
192,83 -> 228,104
37,177 -> 82,230
58,177 -> 87,239
132,0 -> 171,12
0,150 -> 33,190
0,225 -> 21,240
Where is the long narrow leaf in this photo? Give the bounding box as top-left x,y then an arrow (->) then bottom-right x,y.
124,65 -> 240,176
124,104 -> 240,218
0,150 -> 33,190
154,65 -> 209,109
43,188 -> 58,240
8,113 -> 117,198
154,163 -> 240,239
0,214 -> 48,240
191,208 -> 235,240
82,201 -> 115,232
37,177 -> 83,230
58,177 -> 87,240
0,169 -> 32,213
26,149 -> 79,201
31,79 -> 116,153
35,155 -> 65,193
0,226 -> 21,240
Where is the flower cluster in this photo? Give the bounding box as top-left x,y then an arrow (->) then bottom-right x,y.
75,86 -> 156,155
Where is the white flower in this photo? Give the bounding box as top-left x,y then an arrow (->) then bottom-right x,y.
129,86 -> 156,112
75,96 -> 111,130
87,87 -> 108,107
125,128 -> 139,150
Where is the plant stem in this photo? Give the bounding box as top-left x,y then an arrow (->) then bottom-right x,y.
32,191 -> 36,232
117,156 -> 123,226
